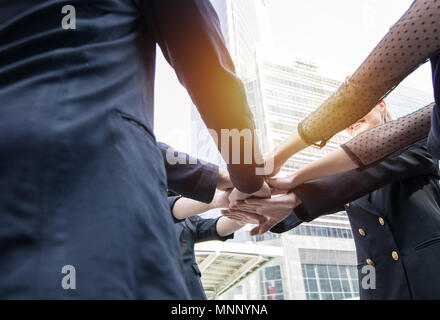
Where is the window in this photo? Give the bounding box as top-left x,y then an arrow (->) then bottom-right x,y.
301,264 -> 359,300
289,225 -> 353,239
260,265 -> 284,300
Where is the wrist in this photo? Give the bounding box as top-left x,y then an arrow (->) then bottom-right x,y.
209,196 -> 220,209
287,192 -> 301,208
234,220 -> 247,227
217,169 -> 233,190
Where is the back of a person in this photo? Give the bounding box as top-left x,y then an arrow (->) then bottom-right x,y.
0,0 -> 188,299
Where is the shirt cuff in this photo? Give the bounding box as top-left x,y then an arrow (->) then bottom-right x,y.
214,217 -> 235,241
289,188 -> 316,222
193,162 -> 219,204
167,196 -> 184,224
270,211 -> 304,233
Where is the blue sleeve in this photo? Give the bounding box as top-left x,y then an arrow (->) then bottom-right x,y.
141,0 -> 264,193
428,54 -> 440,159
191,216 -> 234,243
167,196 -> 185,224
159,142 -> 218,204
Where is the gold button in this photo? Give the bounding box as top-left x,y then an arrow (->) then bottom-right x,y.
378,217 -> 385,226
392,251 -> 399,261
366,258 -> 375,266
358,228 -> 366,237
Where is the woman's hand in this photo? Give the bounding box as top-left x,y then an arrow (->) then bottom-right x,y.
266,173 -> 300,194
264,130 -> 310,177
263,152 -> 282,178
228,181 -> 271,203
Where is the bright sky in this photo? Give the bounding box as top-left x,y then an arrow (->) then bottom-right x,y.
154,0 -> 435,152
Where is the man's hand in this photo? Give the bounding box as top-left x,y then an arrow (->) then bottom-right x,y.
217,169 -> 233,191
228,180 -> 271,203
226,192 -> 302,235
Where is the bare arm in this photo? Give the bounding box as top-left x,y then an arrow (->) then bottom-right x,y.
172,191 -> 230,220
264,1 -> 439,171
172,198 -> 216,220
215,217 -> 246,237
268,147 -> 356,192
264,131 -> 309,177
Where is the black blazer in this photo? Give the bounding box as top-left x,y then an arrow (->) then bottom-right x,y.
272,138 -> 440,299
0,0 -> 260,299
159,142 -> 218,204
169,197 -> 233,300
428,54 -> 440,158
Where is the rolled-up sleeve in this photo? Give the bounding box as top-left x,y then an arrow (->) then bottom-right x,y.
159,142 -> 218,204
167,196 -> 184,223
193,216 -> 234,243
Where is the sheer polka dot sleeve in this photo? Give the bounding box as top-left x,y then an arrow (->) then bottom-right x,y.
298,0 -> 440,146
341,103 -> 434,168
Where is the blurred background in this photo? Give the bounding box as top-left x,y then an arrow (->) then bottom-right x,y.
154,0 -> 434,300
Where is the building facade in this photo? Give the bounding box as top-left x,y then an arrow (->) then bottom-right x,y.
193,0 -> 434,300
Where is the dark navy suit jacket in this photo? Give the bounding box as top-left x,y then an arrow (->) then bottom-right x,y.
0,0 -> 261,299
428,54 -> 440,158
272,138 -> 440,299
168,196 -> 233,300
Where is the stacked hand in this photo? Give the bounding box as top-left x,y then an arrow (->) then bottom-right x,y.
212,171 -> 272,226
222,175 -> 302,236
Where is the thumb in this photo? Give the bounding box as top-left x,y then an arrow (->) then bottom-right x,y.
257,218 -> 279,235
250,225 -> 261,236
250,218 -> 278,236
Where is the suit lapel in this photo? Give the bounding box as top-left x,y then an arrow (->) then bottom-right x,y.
354,194 -> 383,218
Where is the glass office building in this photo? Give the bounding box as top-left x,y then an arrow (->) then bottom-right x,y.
193,0 -> 434,300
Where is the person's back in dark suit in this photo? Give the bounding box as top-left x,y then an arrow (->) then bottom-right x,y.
0,0 -> 262,299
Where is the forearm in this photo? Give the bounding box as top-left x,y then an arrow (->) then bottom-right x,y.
298,0 -> 440,146
172,198 -> 215,220
216,217 -> 245,237
268,130 -> 309,176
146,0 -> 263,194
292,147 -> 357,187
293,138 -> 435,222
342,103 -> 434,167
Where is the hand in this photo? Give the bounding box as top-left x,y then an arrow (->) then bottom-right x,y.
262,152 -> 282,178
228,181 -> 271,203
266,174 -> 299,194
211,190 -> 231,209
217,169 -> 233,191
221,209 -> 268,225
228,192 -> 302,236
